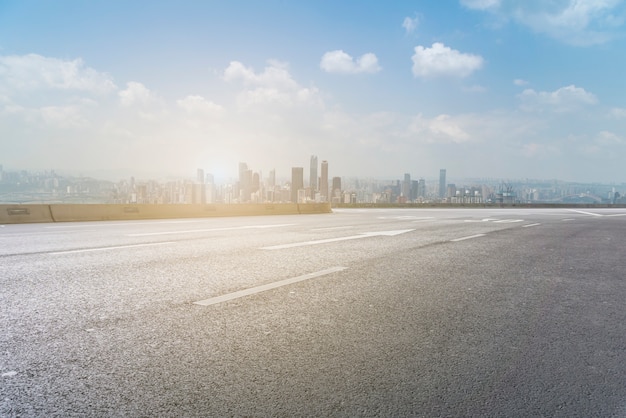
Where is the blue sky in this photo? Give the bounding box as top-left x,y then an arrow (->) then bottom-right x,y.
1,0 -> 625,182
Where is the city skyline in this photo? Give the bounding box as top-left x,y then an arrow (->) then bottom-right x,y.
1,1 -> 626,182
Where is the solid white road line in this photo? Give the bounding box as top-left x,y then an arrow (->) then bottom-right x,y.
523,223 -> 541,228
50,241 -> 175,255
127,224 -> 295,237
450,234 -> 486,242
260,229 -> 414,250
193,267 -> 348,306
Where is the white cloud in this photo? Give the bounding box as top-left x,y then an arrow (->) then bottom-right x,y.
519,85 -> 598,112
462,0 -> 625,46
411,43 -> 484,78
609,107 -> 626,118
402,16 -> 419,34
223,60 -> 322,107
40,105 -> 87,128
223,60 -> 298,90
409,113 -> 472,143
320,50 -> 381,74
595,130 -> 623,145
118,82 -> 157,107
177,95 -> 223,114
514,78 -> 529,86
0,53 -> 116,94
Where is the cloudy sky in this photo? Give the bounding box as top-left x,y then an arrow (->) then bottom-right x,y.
1,0 -> 625,182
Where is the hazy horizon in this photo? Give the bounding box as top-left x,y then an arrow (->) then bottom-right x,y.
1,1 -> 626,183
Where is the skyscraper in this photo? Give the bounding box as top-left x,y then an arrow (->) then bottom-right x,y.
291,167 -> 304,203
402,173 -> 411,199
439,169 -> 446,199
309,155 -> 318,198
238,162 -> 252,202
418,178 -> 426,198
197,168 -> 205,184
332,176 -> 342,202
320,160 -> 329,202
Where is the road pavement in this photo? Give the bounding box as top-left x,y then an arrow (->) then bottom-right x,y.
1,208 -> 625,416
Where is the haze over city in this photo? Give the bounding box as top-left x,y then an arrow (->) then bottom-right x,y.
1,1 -> 626,182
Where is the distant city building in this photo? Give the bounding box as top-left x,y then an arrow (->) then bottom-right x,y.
197,169 -> 205,184
447,184 -> 456,199
439,169 -> 446,199
238,162 -> 253,202
332,176 -> 342,202
309,155 -> 318,198
320,160 -> 329,202
402,173 -> 411,200
291,167 -> 304,203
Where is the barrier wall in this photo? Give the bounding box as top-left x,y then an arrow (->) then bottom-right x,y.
0,203 -> 332,224
0,205 -> 54,224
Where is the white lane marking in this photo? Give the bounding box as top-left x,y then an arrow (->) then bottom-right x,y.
261,229 -> 415,250
494,219 -> 524,223
567,209 -> 603,217
523,223 -> 541,228
378,216 -> 434,220
451,234 -> 486,242
605,213 -> 626,217
127,224 -> 295,237
44,219 -> 208,229
194,267 -> 347,306
50,241 -> 175,255
311,226 -> 352,231
562,218 -> 575,221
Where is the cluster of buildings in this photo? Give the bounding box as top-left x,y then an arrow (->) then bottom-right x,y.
1,162 -> 624,205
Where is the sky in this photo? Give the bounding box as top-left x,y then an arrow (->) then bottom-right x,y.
1,0 -> 626,183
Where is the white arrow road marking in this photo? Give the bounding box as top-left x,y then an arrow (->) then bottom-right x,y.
567,209 -> 603,217
194,266 -> 347,306
261,229 -> 415,250
127,224 -> 295,237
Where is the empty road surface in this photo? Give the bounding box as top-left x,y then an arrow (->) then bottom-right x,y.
1,207 -> 625,416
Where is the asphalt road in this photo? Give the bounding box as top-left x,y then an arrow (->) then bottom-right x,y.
1,208 -> 625,417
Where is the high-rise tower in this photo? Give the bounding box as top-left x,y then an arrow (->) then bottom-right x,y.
291,167 -> 304,203
402,173 -> 411,199
309,155 -> 318,198
320,160 -> 329,202
439,169 -> 446,199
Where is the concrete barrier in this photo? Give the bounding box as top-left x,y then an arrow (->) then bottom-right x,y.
25,203 -> 329,223
298,203 -> 332,214
0,205 -> 54,224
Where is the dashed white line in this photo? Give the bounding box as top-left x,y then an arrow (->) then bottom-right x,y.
50,241 -> 175,255
194,266 -> 347,306
450,234 -> 486,242
562,218 -> 575,221
523,223 -> 541,228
